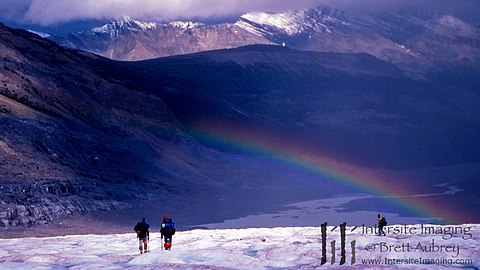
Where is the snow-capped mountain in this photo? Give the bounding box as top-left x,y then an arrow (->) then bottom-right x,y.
235,6 -> 480,78
49,6 -> 480,78
90,16 -> 159,38
235,6 -> 351,36
2,20 -> 480,230
50,17 -> 271,61
87,17 -> 206,38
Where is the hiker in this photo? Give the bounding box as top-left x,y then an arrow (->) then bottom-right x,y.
134,218 -> 150,254
160,215 -> 176,250
377,214 -> 387,236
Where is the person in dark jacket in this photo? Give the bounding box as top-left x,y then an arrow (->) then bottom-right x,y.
377,214 -> 387,236
160,215 -> 176,250
134,218 -> 150,254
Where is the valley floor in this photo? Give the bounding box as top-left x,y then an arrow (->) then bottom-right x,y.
0,225 -> 478,269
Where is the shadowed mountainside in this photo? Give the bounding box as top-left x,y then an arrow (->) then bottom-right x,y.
0,23 -> 236,227
0,24 -> 337,228
2,22 -> 480,228
99,45 -> 480,170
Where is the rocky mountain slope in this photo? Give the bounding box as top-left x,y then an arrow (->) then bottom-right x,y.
0,24 -> 345,228
50,6 -> 480,78
235,7 -> 480,77
50,16 -> 271,61
0,23 -> 231,227
2,21 -> 480,228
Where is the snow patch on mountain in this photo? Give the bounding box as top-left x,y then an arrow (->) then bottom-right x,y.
88,17 -> 206,38
169,21 -> 204,30
438,15 -> 466,28
435,15 -> 478,37
91,16 -> 159,38
237,11 -> 302,36
236,6 -> 351,37
27,30 -> 51,38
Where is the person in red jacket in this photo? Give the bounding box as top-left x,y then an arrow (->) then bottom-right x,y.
160,215 -> 176,250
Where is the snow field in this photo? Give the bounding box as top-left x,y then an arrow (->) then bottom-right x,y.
0,225 -> 478,269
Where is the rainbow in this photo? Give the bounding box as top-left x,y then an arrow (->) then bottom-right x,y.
190,121 -> 468,224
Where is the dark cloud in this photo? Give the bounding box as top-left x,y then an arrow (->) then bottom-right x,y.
0,0 -> 30,21
331,0 -> 480,21
1,0 -> 479,27
1,0 -> 319,25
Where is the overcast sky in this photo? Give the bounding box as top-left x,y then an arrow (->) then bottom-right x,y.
1,0 -> 479,33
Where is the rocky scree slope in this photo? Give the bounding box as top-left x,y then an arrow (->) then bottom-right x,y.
0,23 -> 219,227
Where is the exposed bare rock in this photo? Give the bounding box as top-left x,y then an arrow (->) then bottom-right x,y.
2,17 -> 480,228
50,17 -> 272,61
50,6 -> 480,79
0,23 -> 211,227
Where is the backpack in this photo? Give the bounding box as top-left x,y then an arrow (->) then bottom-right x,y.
134,222 -> 150,238
161,218 -> 176,235
380,217 -> 387,226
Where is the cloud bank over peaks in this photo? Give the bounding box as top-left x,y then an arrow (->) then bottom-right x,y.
4,0 -> 322,25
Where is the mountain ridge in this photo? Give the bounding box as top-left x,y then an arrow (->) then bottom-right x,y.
2,22 -> 480,228
49,16 -> 271,61
47,5 -> 480,78
0,23 -> 211,227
